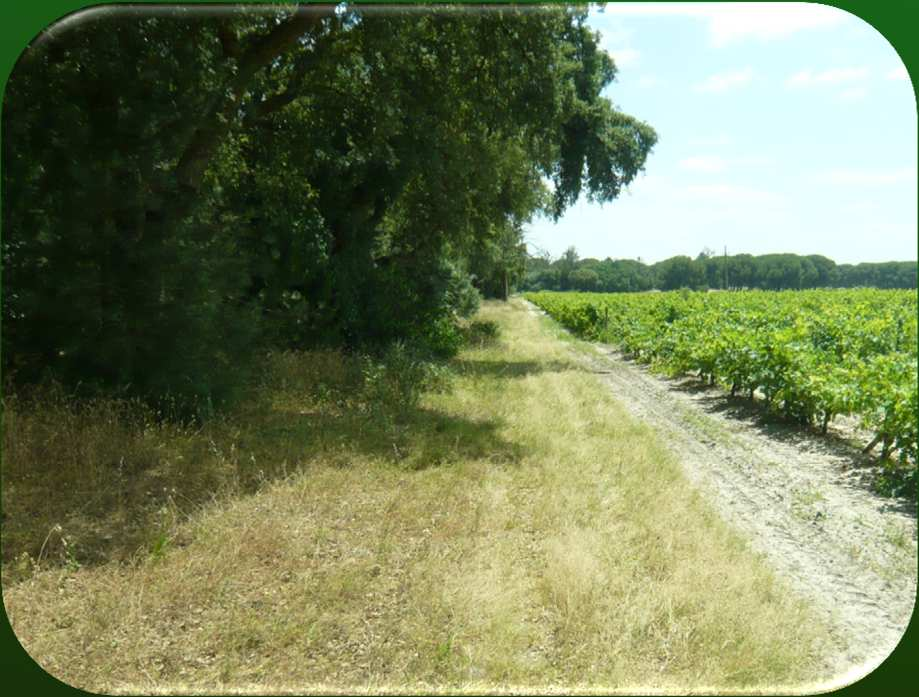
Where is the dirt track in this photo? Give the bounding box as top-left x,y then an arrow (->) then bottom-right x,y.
526,301 -> 917,687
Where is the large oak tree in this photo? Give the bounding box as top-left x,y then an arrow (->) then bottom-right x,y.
2,3 -> 657,411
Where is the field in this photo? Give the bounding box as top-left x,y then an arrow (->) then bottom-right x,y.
526,289 -> 918,497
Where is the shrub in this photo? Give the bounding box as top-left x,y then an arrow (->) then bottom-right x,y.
462,320 -> 501,348
360,342 -> 451,422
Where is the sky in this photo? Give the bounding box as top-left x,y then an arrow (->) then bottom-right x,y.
523,2 -> 917,265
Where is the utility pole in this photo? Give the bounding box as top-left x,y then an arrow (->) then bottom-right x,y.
723,245 -> 728,290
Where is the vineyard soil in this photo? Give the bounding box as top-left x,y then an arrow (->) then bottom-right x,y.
525,299 -> 917,682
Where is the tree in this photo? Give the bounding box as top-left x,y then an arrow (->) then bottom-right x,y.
655,256 -> 706,291
3,4 -> 658,409
700,255 -> 727,290
556,246 -> 580,290
728,254 -> 757,289
570,267 -> 600,291
806,255 -> 838,287
466,222 -> 528,300
2,7 -> 313,407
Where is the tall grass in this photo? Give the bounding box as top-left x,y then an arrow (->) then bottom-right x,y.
2,345 -> 449,584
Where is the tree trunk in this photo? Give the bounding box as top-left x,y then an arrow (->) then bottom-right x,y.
168,7 -> 332,224
863,432 -> 883,454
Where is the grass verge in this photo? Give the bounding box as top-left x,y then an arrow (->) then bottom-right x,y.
3,299 -> 830,692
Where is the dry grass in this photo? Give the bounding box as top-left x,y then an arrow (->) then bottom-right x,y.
1,346 -> 448,581
3,300 -> 833,692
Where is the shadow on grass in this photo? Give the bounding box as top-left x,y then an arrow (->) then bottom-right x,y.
451,358 -> 577,379
259,403 -> 527,473
2,386 -> 530,578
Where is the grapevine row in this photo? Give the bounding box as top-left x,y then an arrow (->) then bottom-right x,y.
526,289 -> 917,491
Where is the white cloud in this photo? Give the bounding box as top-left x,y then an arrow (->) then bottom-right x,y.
786,67 -> 869,88
593,17 -> 633,47
706,3 -> 846,46
886,65 -> 910,82
837,86 -> 868,102
682,183 -> 783,205
595,2 -> 847,47
607,47 -> 640,68
735,155 -> 776,167
820,167 -> 917,186
693,67 -> 753,93
678,156 -> 728,173
785,70 -> 812,88
595,24 -> 639,70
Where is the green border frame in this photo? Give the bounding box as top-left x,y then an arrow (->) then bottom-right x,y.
0,1 -> 915,695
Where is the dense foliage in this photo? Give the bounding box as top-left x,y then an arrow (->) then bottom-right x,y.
522,248 -> 917,293
2,4 -> 656,413
527,289 -> 918,497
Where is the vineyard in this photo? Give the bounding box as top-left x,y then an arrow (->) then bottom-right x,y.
526,289 -> 918,496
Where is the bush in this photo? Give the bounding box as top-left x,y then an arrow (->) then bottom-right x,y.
416,316 -> 466,359
263,344 -> 451,423
360,342 -> 451,422
462,320 -> 501,348
446,265 -> 483,319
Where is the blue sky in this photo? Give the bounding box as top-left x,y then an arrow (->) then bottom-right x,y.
524,2 -> 917,264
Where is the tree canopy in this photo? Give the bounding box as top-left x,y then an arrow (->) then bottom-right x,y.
2,3 -> 657,413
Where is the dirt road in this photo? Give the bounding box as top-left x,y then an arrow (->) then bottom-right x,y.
528,302 -> 917,687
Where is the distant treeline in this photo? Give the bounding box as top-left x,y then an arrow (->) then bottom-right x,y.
521,248 -> 918,293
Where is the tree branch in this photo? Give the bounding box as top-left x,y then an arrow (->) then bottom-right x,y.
175,5 -> 335,193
